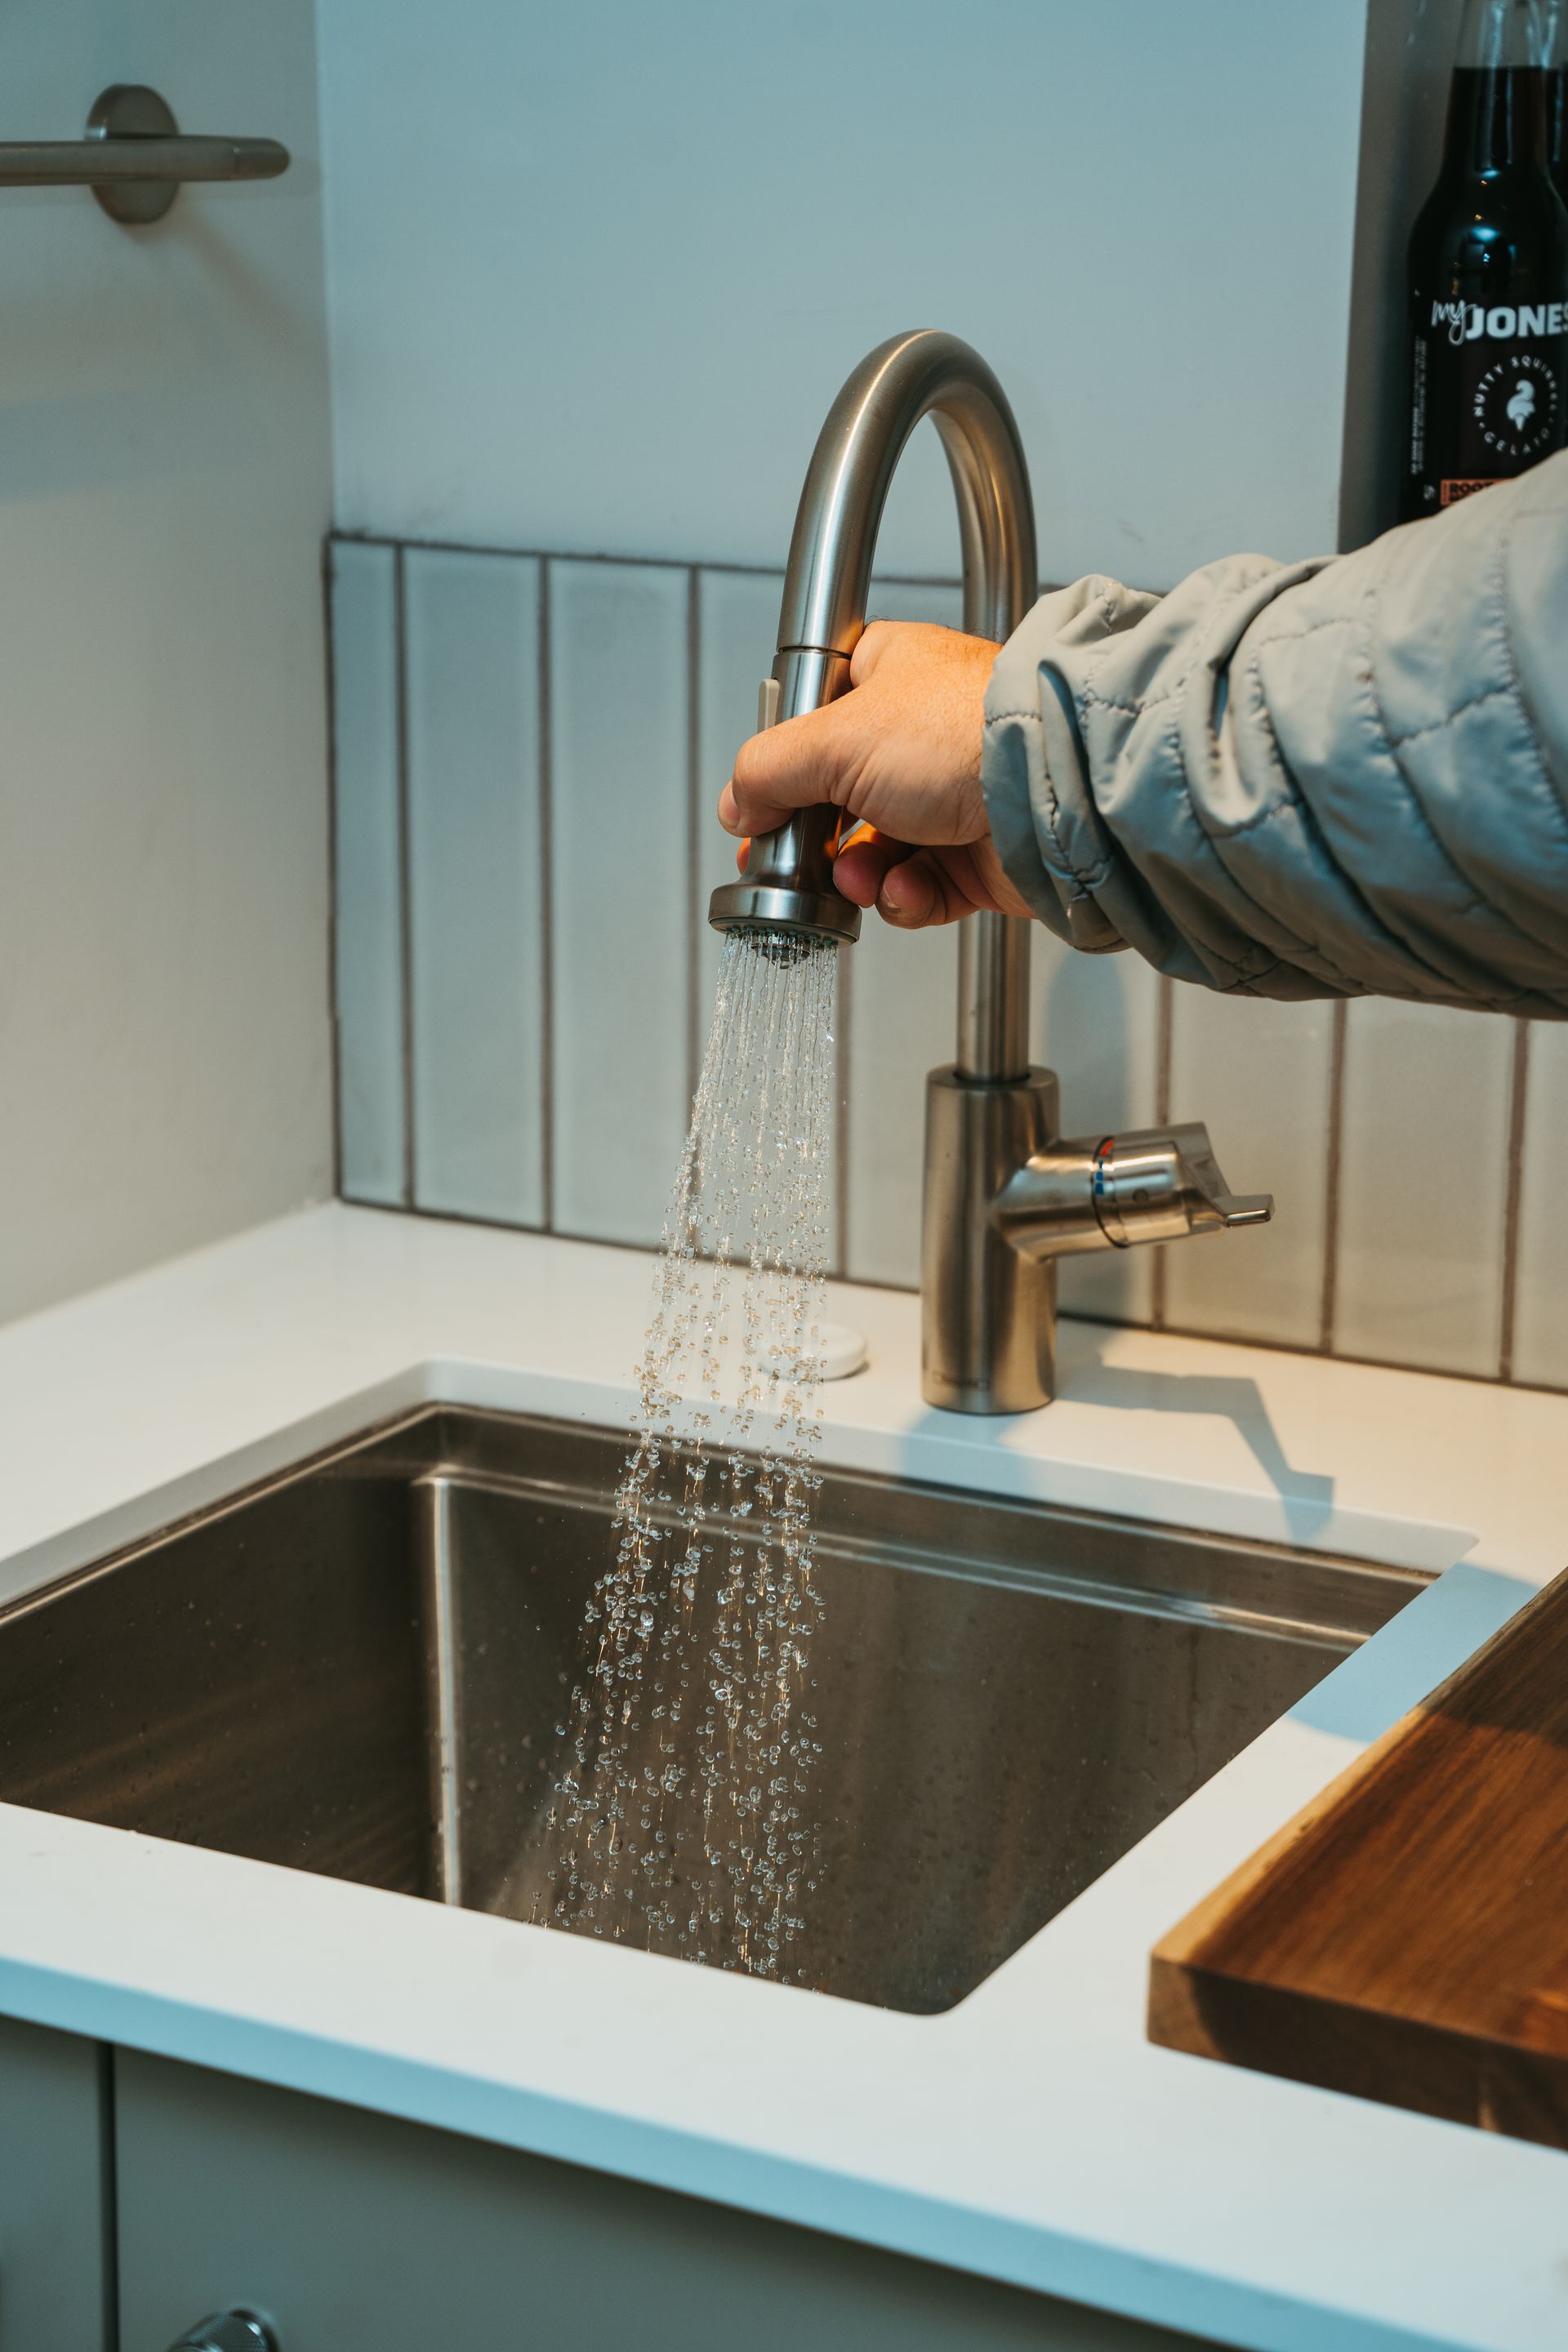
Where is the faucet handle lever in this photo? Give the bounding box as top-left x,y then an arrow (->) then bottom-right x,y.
1209,1191 -> 1274,1229
1165,1122 -> 1274,1232
1088,1123 -> 1274,1249
757,676 -> 782,732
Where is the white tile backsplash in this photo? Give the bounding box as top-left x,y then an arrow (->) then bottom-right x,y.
1032,932 -> 1161,1325
864,579 -> 966,631
548,559 -> 693,1248
844,924 -> 960,1289
694,568 -> 783,1022
1164,989 -> 1335,1348
837,577 -> 965,1288
1514,1022 -> 1568,1388
332,535 -> 1557,1397
1335,1000 -> 1513,1376
403,548 -> 545,1225
330,541 -> 406,1207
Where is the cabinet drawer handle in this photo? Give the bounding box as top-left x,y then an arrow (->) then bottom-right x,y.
168,2314 -> 275,2352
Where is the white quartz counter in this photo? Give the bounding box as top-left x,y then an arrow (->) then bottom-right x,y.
0,1202 -> 1564,2352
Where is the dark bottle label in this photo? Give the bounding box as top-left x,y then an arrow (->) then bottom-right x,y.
1409,295 -> 1568,506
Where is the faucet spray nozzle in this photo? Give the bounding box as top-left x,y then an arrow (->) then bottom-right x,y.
707,875 -> 862,948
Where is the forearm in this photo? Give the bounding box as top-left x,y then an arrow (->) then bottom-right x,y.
983,452 -> 1568,1017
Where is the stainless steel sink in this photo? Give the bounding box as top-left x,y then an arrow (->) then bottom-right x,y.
0,1407 -> 1426,2013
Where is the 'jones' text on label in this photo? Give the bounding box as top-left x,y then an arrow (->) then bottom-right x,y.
1431,300 -> 1568,346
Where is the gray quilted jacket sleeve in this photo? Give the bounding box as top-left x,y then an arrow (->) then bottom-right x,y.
982,448 -> 1568,1017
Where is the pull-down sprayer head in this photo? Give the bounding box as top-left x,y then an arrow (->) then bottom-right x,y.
707,329 -> 1038,950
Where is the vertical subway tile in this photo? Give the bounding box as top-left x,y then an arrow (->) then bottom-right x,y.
1163,988 -> 1334,1348
1513,1022 -> 1568,1387
329,539 -> 407,1206
845,923 -> 960,1287
550,559 -> 691,1246
695,568 -> 784,1020
1335,999 -> 1512,1375
403,549 -> 544,1225
1031,933 -> 1161,1325
837,581 -> 996,1288
865,577 -> 965,630
841,586 -> 965,1284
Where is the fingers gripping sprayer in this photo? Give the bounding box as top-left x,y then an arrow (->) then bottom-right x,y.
710,330 -> 1272,1413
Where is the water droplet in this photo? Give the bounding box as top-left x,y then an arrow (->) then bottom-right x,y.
540,929 -> 835,1980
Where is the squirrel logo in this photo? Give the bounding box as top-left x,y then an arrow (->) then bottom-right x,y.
1474,355 -> 1557,453
1506,378 -> 1537,431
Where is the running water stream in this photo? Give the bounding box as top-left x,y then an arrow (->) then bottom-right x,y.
538,929 -> 840,1980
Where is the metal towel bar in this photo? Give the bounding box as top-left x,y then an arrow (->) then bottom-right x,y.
0,84 -> 289,225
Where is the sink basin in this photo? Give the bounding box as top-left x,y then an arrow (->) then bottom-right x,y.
0,1407 -> 1426,2012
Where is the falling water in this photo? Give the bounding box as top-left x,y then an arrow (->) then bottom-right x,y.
537,927 -> 839,1980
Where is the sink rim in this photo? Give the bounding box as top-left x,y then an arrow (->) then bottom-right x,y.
0,1397 -> 1432,1642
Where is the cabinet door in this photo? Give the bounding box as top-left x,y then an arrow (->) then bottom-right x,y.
0,2016 -> 111,2352
115,2048 -> 1223,2352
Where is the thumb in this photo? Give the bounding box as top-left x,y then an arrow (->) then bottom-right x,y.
719,699 -> 860,838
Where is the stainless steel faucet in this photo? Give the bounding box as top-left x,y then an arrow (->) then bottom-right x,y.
710,329 -> 1272,1414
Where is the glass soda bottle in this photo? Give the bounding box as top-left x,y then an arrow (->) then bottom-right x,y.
1401,0 -> 1568,520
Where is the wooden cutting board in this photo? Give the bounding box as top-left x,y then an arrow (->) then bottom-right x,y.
1148,1564 -> 1568,2149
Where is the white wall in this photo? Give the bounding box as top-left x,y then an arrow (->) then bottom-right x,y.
318,0 -> 1369,588
0,3 -> 335,1324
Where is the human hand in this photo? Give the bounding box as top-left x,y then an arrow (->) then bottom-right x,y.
716,621 -> 1033,929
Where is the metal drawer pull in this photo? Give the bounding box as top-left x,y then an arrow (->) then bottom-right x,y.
168,2314 -> 276,2352
0,84 -> 290,225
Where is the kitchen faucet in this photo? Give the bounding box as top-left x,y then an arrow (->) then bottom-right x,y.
710,330 -> 1272,1412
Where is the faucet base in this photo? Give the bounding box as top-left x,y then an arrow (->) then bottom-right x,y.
920,1066 -> 1059,1414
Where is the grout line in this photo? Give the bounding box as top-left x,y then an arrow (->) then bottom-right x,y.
1150,976 -> 1174,1328
686,567 -> 702,1110
394,545 -> 416,1211
327,528 -> 962,593
320,535 -> 345,1202
335,1196 -> 1568,1406
1152,1312 -> 1529,1391
1319,998 -> 1348,1354
1499,1016 -> 1532,1383
538,559 -> 555,1235
341,1195 -> 1568,1392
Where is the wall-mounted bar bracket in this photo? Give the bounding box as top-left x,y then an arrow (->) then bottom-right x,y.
0,84 -> 289,226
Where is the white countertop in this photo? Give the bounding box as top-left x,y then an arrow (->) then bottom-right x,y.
0,1202 -> 1565,2352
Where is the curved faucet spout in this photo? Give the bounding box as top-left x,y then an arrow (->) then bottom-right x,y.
703,330 -> 1273,1417
708,328 -> 1038,974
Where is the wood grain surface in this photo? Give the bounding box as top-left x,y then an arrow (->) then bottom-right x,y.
1148,1565 -> 1568,2148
